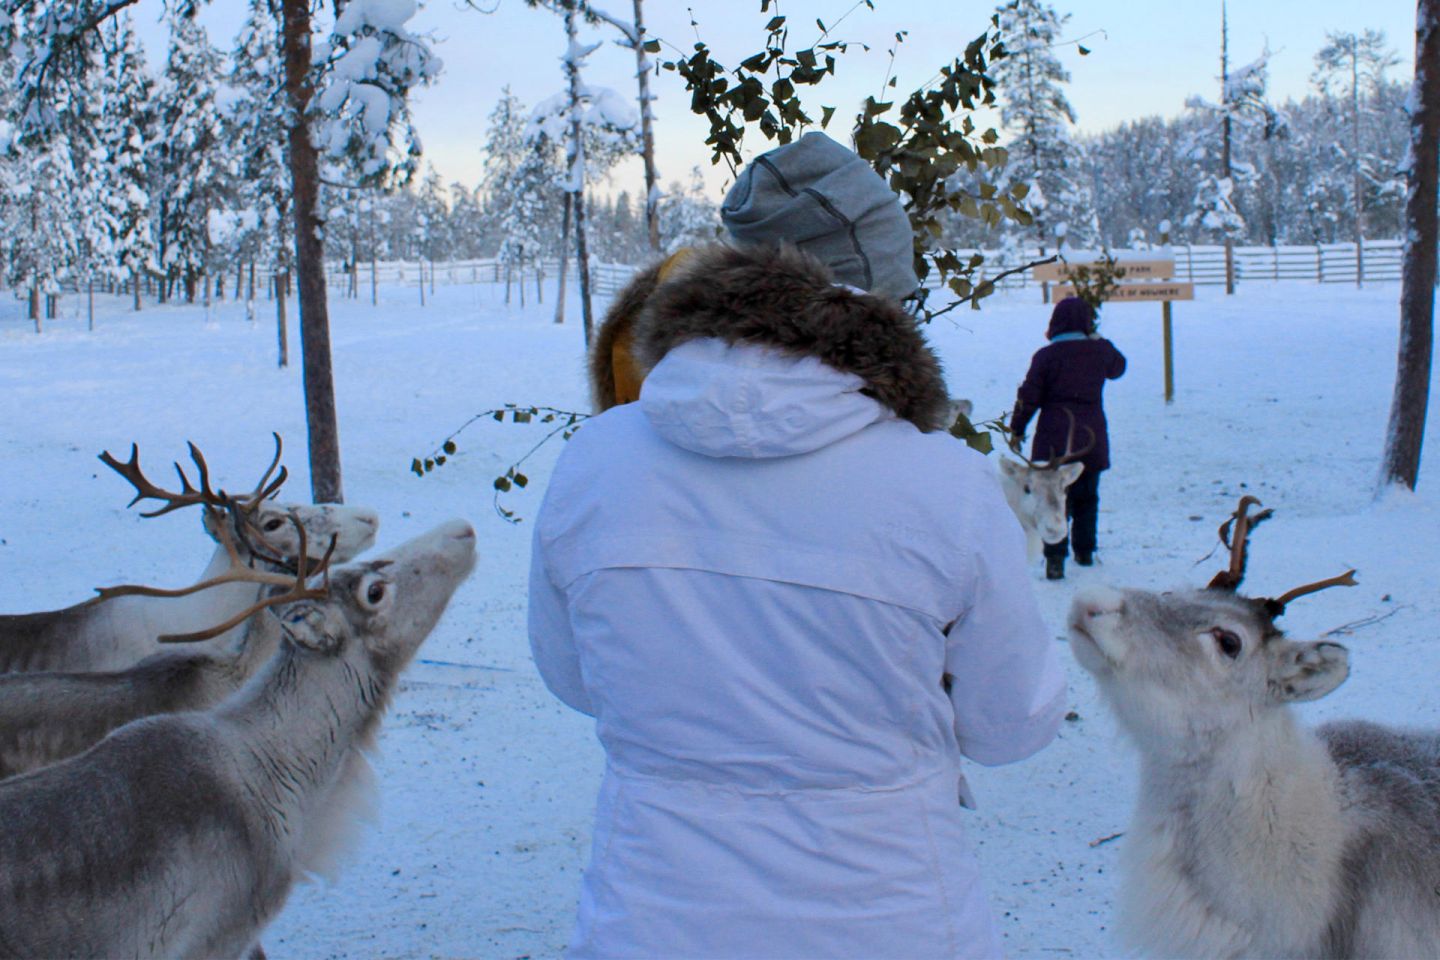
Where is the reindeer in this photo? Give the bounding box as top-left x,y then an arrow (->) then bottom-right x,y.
997,409 -> 1092,561
1068,496 -> 1440,958
0,519 -> 476,959
0,437 -> 379,674
0,515 -> 330,780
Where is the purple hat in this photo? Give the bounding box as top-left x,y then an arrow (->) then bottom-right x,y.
1046,297 -> 1096,340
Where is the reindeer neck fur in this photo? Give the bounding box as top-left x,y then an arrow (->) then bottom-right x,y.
0,609 -> 282,781
1121,703 -> 1349,956
101,540 -> 268,661
0,539 -> 265,675
217,641 -> 390,880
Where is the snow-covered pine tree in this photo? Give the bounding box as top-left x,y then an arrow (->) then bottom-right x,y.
656,165 -> 719,252
447,181 -> 488,260
415,164 -> 452,300
1313,29 -> 1403,286
228,0 -> 292,343
0,6 -> 96,328
573,0 -> 663,252
97,13 -> 158,312
1182,4 -> 1284,291
152,10 -> 232,304
1,141 -> 82,330
481,88 -> 533,303
991,0 -> 1097,254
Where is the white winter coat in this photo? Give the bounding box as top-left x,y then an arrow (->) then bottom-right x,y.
529,337 -> 1066,959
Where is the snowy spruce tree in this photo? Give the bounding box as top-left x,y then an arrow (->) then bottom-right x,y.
97,14 -> 158,311
991,0 -> 1097,251
1313,29 -> 1402,285
152,10 -> 232,304
1183,6 -> 1283,292
656,166 -> 719,252
228,0 -> 293,329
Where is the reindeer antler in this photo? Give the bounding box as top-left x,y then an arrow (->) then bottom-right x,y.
1268,570 -> 1359,613
1207,495 -> 1275,591
100,436 -> 289,519
98,442 -> 223,517
1011,408 -> 1097,471
95,510 -> 337,643
232,433 -> 287,508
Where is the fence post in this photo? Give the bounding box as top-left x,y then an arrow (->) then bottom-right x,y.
1316,245 -> 1323,283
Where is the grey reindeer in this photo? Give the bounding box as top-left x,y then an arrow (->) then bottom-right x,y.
0,518 -> 476,959
0,507 -> 370,779
0,437 -> 378,674
1069,496 -> 1439,959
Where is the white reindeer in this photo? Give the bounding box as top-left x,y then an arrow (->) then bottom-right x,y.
1068,498 -> 1438,959
0,519 -> 476,959
0,438 -> 378,674
997,410 -> 1090,560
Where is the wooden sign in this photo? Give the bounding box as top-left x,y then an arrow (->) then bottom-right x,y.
1033,259 -> 1176,282
1050,281 -> 1195,303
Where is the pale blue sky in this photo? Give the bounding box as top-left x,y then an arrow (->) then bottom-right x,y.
135,0 -> 1418,198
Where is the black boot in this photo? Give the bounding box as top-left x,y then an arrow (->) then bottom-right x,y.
1074,551 -> 1094,567
1045,555 -> 1065,580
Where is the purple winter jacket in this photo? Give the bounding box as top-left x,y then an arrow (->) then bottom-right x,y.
1008,298 -> 1127,474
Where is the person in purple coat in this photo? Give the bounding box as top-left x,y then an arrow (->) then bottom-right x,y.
1008,296 -> 1127,580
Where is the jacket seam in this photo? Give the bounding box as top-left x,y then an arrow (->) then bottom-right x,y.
752,155 -> 875,291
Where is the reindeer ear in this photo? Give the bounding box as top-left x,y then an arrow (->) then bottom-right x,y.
998,458 -> 1024,479
278,602 -> 345,654
1267,641 -> 1349,703
1058,462 -> 1085,486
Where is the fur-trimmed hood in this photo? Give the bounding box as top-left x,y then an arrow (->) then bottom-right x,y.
630,244 -> 950,433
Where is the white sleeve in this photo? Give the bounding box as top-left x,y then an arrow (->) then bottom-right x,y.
527,525 -> 595,717
944,474 -> 1066,766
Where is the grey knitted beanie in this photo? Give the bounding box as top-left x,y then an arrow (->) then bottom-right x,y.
720,131 -> 919,301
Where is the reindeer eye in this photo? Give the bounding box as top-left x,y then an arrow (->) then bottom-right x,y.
1023,485 -> 1032,495
366,582 -> 387,605
1212,627 -> 1243,659
263,517 -> 286,533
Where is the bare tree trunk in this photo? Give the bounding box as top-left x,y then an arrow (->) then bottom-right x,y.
1221,2 -> 1236,296
28,286 -> 39,332
87,278 -> 94,332
132,269 -> 142,311
575,190 -> 595,346
369,194 -> 379,306
283,0 -> 343,504
1380,0 -> 1439,491
632,0 -> 661,253
554,192 -> 572,324
275,270 -> 290,368
1351,46 -> 1366,289
564,6 -> 596,345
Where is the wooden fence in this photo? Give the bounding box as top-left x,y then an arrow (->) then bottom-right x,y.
320,240 -> 1403,302
324,257 -> 638,300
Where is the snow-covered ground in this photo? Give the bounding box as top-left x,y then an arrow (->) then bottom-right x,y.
1,277 -> 1437,959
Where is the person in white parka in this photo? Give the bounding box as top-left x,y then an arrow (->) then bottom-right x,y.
528,133 -> 1066,960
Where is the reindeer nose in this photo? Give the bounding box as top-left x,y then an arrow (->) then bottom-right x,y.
1070,585 -> 1126,624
